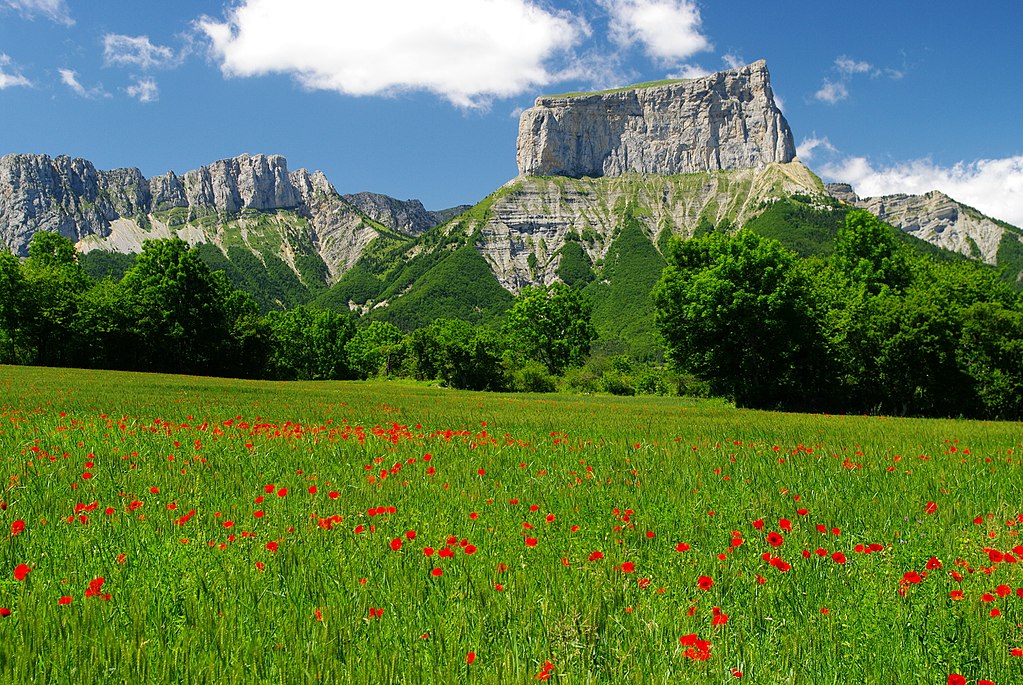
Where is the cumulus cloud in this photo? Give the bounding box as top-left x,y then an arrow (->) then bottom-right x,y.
796,135 -> 837,161
3,0 -> 72,25
835,56 -> 873,76
814,54 -> 904,104
814,80 -> 848,104
126,76 -> 159,102
603,0 -> 711,63
58,68 -> 107,98
666,63 -> 711,79
198,0 -> 586,108
0,54 -> 31,88
722,53 -> 745,70
822,155 -> 1023,228
104,34 -> 177,70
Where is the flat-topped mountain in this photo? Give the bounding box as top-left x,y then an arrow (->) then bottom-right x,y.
516,60 -> 795,178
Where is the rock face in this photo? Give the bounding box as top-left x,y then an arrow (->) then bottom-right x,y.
825,183 -> 1021,266
342,192 -> 470,236
0,153 -> 460,282
479,162 -> 822,291
516,60 -> 795,178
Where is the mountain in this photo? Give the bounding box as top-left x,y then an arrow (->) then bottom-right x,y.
517,60 -> 795,177
827,183 -> 1023,281
0,152 -> 466,309
2,61 -> 1020,343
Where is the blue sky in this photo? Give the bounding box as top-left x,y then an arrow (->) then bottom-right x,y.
1,0 -> 1021,225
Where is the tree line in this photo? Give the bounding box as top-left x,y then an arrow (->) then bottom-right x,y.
3,210 -> 1022,420
654,210 -> 1023,419
0,233 -> 595,392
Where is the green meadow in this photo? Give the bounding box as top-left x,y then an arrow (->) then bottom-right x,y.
0,365 -> 1020,684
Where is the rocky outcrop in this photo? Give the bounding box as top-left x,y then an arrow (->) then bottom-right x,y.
825,183 -> 1019,265
342,192 -> 469,236
481,162 -> 823,291
517,60 -> 795,178
0,153 -> 460,283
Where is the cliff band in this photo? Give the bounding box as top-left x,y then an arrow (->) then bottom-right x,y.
516,60 -> 796,178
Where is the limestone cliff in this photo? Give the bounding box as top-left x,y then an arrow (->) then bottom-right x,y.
516,60 -> 795,178
0,153 -> 462,283
479,162 -> 823,291
826,183 -> 1023,267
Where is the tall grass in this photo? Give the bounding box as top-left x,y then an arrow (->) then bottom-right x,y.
0,365 -> 1020,684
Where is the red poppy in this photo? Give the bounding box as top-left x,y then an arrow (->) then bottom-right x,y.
430,568 -> 443,577
466,652 -> 476,665
766,532 -> 784,547
58,596 -> 72,605
0,608 -> 8,617
84,577 -> 105,597
926,557 -> 943,570
947,675 -> 965,685
10,520 -> 24,536
925,501 -> 937,514
390,538 -> 402,551
13,564 -> 30,581
697,575 -> 713,591
588,551 -> 604,561
620,562 -> 635,573
751,519 -> 764,530
525,537 -> 538,547
779,518 -> 792,531
266,542 -> 278,553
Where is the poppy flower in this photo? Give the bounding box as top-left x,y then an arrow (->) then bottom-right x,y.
10,520 -> 24,536
466,652 -> 476,665
390,538 -> 402,551
766,532 -> 784,547
266,542 -> 278,553
947,675 -> 966,685
58,596 -> 72,605
588,551 -> 604,561
0,608 -> 9,617
13,564 -> 30,581
430,568 -> 443,577
525,537 -> 538,547
675,542 -> 690,552
697,575 -> 714,591
620,562 -> 635,573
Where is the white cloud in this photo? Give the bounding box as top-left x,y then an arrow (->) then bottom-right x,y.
198,0 -> 586,108
104,34 -> 177,70
722,53 -> 744,70
3,0 -> 72,25
0,54 -> 31,88
603,0 -> 710,63
835,56 -> 873,75
814,80 -> 848,104
667,63 -> 711,79
822,155 -> 1023,228
58,68 -> 107,98
126,76 -> 158,102
796,135 -> 837,161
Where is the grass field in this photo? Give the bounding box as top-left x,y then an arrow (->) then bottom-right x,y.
0,365 -> 1020,684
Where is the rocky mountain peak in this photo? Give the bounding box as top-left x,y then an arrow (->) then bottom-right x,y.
516,60 -> 795,178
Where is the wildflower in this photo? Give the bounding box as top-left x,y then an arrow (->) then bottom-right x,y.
697,575 -> 714,591
466,652 -> 476,664
13,564 -> 30,581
